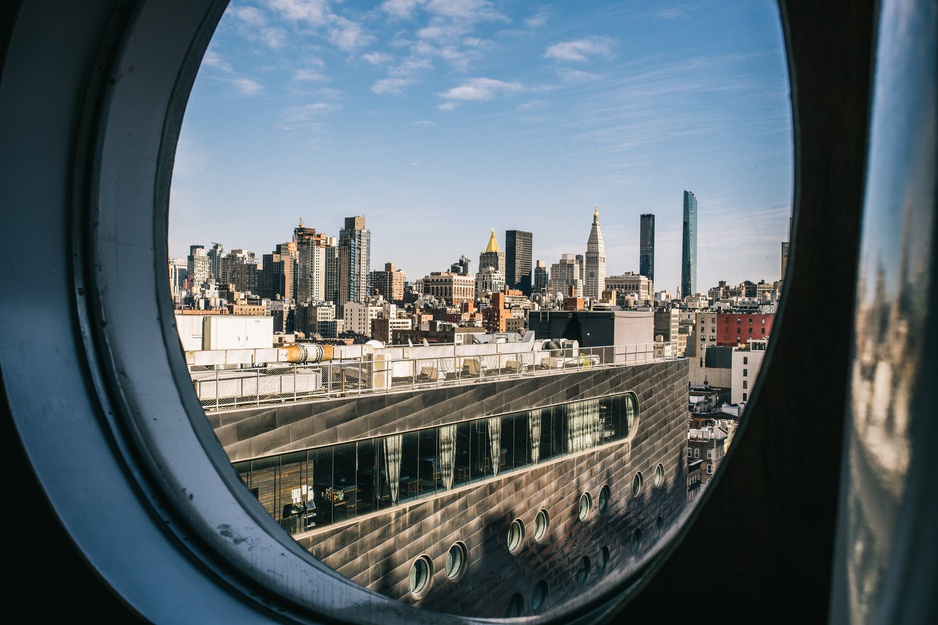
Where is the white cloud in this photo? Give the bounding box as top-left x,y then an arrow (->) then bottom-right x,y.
372,77 -> 414,95
362,51 -> 393,65
284,101 -> 341,121
525,12 -> 549,28
233,6 -> 266,26
381,0 -> 424,20
293,67 -> 327,81
202,50 -> 233,72
232,77 -> 264,95
545,36 -> 616,62
439,77 -> 522,102
268,0 -> 330,25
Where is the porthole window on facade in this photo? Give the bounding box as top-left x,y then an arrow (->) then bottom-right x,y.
505,594 -> 524,618
632,472 -> 644,497
534,509 -> 550,543
597,546 -> 611,576
409,555 -> 434,599
655,516 -> 665,540
598,485 -> 611,513
445,542 -> 468,582
655,463 -> 665,487
577,556 -> 592,587
531,580 -> 549,614
578,492 -> 593,522
507,519 -> 525,554
632,528 -> 644,555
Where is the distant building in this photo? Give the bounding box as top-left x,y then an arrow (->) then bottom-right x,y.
422,271 -> 475,306
731,338 -> 769,404
716,313 -> 775,346
371,317 -> 412,344
687,426 -> 727,485
584,207 -> 606,301
533,260 -> 548,295
605,272 -> 653,305
338,216 -> 371,307
479,229 -> 505,276
505,230 -> 533,295
640,213 -> 655,283
371,262 -> 405,303
260,241 -> 296,302
548,254 -> 582,299
187,244 -> 209,290
475,265 -> 506,298
294,223 -> 331,304
682,190 -> 698,297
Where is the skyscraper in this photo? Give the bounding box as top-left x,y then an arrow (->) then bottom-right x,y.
338,216 -> 371,307
505,230 -> 533,295
479,230 -> 505,275
681,190 -> 698,298
294,221 -> 329,303
639,213 -> 655,284
584,206 -> 606,300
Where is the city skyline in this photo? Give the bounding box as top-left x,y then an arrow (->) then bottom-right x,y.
169,0 -> 793,295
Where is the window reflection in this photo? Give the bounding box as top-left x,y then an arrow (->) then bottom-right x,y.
236,392 -> 639,534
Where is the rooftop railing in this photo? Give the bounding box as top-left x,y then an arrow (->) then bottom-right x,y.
190,342 -> 669,413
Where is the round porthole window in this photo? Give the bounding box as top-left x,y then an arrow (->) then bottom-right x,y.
445,542 -> 468,581
632,471 -> 644,497
577,556 -> 592,587
655,516 -> 665,540
532,579 -> 549,613
408,555 -> 433,599
507,519 -> 525,554
654,463 -> 665,487
597,546 -> 611,576
598,484 -> 611,513
578,492 -> 592,522
632,528 -> 644,555
534,509 -> 550,542
506,593 -> 524,617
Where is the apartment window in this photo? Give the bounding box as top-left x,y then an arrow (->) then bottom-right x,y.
744,357 -> 749,365
687,449 -> 692,457
707,450 -> 713,460
743,393 -> 748,401
707,465 -> 713,475
694,449 -> 700,459
744,368 -> 749,376
743,381 -> 749,389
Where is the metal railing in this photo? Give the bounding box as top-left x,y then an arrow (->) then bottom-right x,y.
191,342 -> 668,413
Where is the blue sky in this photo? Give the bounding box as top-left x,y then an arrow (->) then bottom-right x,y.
169,0 -> 793,295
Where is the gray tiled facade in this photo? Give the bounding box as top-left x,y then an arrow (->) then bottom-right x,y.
212,360 -> 688,618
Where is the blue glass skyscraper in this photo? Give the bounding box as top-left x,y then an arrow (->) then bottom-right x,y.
681,190 -> 697,297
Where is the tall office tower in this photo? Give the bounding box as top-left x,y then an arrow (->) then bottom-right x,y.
261,241 -> 296,301
207,242 -> 225,282
681,190 -> 698,298
479,229 -> 505,275
324,239 -> 338,304
533,260 -> 548,295
338,216 -> 371,307
640,213 -> 655,284
584,207 -> 606,300
294,222 -> 328,303
186,244 -> 209,290
505,230 -> 533,295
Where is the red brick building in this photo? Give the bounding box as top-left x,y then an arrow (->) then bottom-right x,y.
716,313 -> 775,346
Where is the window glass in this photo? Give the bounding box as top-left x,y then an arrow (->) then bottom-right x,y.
170,0 -> 791,617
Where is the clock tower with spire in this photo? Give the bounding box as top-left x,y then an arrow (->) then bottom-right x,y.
584,206 -> 606,301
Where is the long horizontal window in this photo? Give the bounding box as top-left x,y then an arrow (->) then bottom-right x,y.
235,392 -> 638,535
